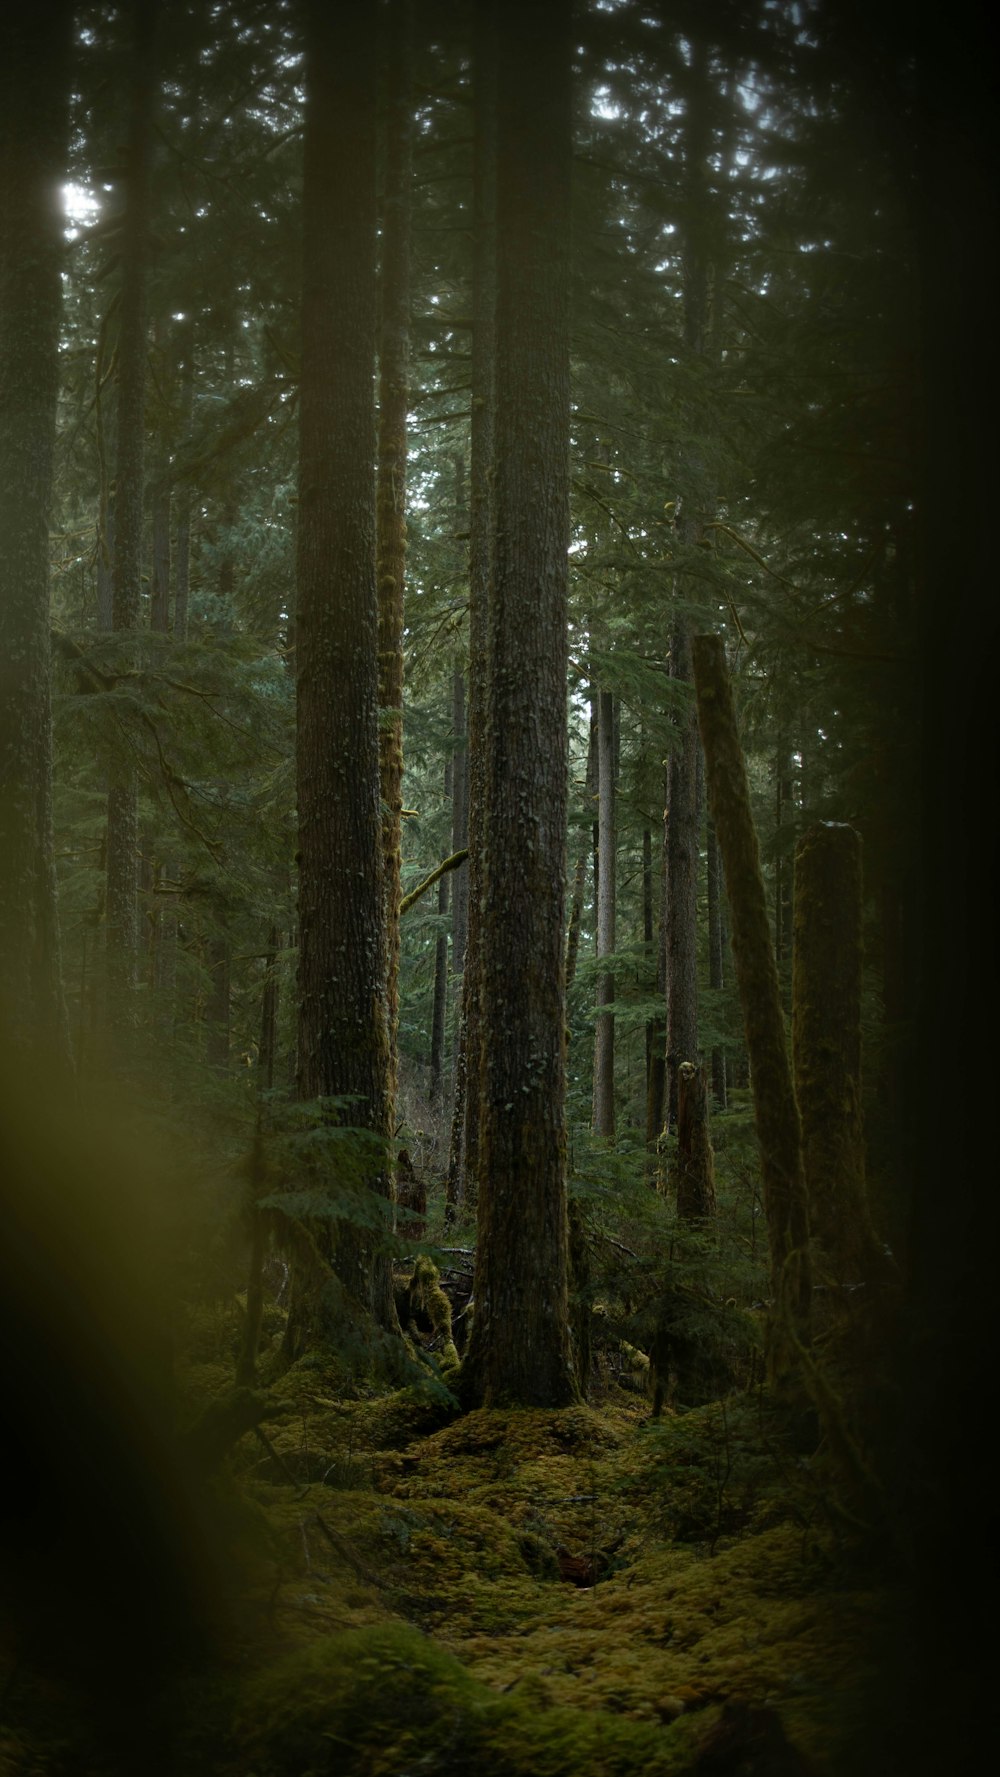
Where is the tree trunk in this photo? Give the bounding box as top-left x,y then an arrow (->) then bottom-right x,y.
707,814 -> 728,1108
646,777 -> 668,1157
237,929 -> 280,1387
792,822 -> 881,1284
0,3 -> 73,1063
460,0 -> 577,1410
674,1061 -> 717,1220
105,0 -> 157,1026
455,0 -> 496,1220
291,0 -> 395,1343
592,689 -> 616,1141
172,319 -> 194,641
665,627 -> 701,1130
451,656 -> 469,976
429,759 -> 451,1105
377,0 -> 413,1126
692,633 -> 811,1375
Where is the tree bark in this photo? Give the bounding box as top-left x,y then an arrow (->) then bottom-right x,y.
455,0 -> 496,1220
692,633 -> 811,1374
291,0 -> 395,1341
674,1061 -> 717,1220
460,0 -> 577,1409
377,0 -> 413,1125
105,0 -> 157,1025
237,929 -> 280,1387
429,759 -> 451,1105
0,2 -> 73,1063
592,690 -> 616,1141
646,776 -> 668,1156
707,814 -> 728,1108
665,629 -> 701,1131
792,822 -> 881,1284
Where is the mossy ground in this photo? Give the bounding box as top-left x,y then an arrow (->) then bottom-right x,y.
173,1314 -> 911,1777
1,1290 -> 916,1777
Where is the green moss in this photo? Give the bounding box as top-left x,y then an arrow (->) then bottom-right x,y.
234,1622 -> 691,1776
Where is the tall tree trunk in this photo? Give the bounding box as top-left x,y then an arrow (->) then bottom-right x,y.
291,0 -> 395,1343
564,846 -> 588,993
450,656 -> 469,978
429,758 -> 452,1105
105,0 -> 157,1026
773,737 -> 794,976
707,813 -> 728,1108
665,629 -> 701,1131
592,689 -> 616,1141
172,319 -> 194,641
455,0 -> 496,1219
377,0 -> 413,1126
646,776 -> 668,1156
0,2 -> 73,1063
674,1061 -> 717,1220
460,0 -> 577,1410
237,929 -> 280,1387
692,634 -> 811,1377
792,822 -> 882,1284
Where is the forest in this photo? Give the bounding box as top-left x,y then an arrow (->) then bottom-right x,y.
0,0 -> 993,1773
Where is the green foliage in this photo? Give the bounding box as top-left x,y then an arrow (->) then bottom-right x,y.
234,1621 -> 684,1777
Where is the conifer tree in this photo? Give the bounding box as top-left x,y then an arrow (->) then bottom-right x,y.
290,0 -> 395,1343
0,3 -> 74,1062
460,0 -> 577,1409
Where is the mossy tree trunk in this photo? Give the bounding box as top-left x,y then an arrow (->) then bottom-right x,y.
460,0 -> 577,1410
290,0 -> 396,1347
0,3 -> 73,1064
674,1061 -> 717,1220
592,689 -> 616,1142
237,929 -> 280,1387
105,0 -> 157,1031
453,0 -> 496,1220
377,0 -> 413,1127
646,777 -> 668,1158
692,633 -> 811,1373
792,821 -> 881,1284
707,814 -> 728,1108
429,756 -> 451,1105
665,632 -> 701,1132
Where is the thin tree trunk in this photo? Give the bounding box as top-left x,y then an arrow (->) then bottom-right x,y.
592,689 -> 616,1141
674,1061 -> 717,1219
451,656 -> 469,976
172,320 -> 194,641
692,633 -> 811,1376
237,929 -> 280,1386
665,626 -> 701,1129
377,0 -> 413,1126
429,758 -> 452,1105
793,822 -> 882,1284
646,777 -> 668,1157
460,0 -> 577,1410
105,0 -> 157,1027
0,4 -> 73,1063
289,0 -> 395,1347
707,813 -> 728,1108
564,846 -> 588,992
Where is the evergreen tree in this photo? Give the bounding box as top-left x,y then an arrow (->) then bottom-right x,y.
460,0 -> 577,1409
0,3 -> 74,1063
289,0 -> 395,1345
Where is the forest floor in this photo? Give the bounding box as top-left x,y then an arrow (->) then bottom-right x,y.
128,1290 -> 919,1777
